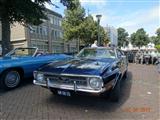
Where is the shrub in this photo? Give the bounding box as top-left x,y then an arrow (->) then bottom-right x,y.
155,44 -> 160,52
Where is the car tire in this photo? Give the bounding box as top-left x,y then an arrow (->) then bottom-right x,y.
0,70 -> 21,90
110,79 -> 120,102
50,89 -> 57,95
123,70 -> 128,79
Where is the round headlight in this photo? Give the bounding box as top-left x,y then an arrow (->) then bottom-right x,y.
37,73 -> 44,82
89,78 -> 102,89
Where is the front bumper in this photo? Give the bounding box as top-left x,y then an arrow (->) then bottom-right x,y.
33,78 -> 115,94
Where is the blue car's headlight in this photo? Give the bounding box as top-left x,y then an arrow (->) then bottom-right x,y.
36,73 -> 44,82
89,77 -> 103,90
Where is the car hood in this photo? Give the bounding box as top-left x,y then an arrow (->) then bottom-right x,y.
39,58 -> 115,76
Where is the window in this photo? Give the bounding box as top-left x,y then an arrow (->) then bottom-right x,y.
36,27 -> 39,34
55,31 -> 57,38
54,17 -> 57,25
30,26 -> 36,33
42,26 -> 47,36
51,30 -> 55,38
50,16 -> 53,24
60,32 -> 63,38
39,27 -> 42,35
59,20 -> 62,26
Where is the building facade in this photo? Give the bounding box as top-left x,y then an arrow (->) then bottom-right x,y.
104,25 -> 118,46
0,9 -> 78,54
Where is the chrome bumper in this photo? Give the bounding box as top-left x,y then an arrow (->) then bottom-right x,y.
33,79 -> 107,94
33,80 -> 47,87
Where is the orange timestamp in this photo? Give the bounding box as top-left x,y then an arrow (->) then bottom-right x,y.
122,107 -> 151,112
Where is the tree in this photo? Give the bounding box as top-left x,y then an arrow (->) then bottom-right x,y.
0,0 -> 54,55
60,0 -> 77,10
79,15 -> 109,45
62,0 -> 85,41
117,27 -> 129,47
150,36 -> 160,45
155,28 -> 160,45
156,28 -> 160,36
130,28 -> 149,47
62,0 -> 109,46
155,44 -> 160,52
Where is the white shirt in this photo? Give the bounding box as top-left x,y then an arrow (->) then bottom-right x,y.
91,43 -> 98,48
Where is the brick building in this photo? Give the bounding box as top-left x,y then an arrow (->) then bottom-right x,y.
0,9 -> 78,54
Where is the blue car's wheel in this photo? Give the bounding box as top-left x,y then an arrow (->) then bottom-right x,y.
1,70 -> 21,89
110,79 -> 120,102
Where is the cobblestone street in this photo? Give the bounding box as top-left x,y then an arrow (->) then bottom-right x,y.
0,64 -> 160,120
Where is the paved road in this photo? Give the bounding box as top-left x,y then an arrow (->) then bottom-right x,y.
0,64 -> 160,120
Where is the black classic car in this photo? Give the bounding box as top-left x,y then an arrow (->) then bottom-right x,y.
33,47 -> 128,102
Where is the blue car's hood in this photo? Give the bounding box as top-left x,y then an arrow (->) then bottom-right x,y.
39,58 -> 115,76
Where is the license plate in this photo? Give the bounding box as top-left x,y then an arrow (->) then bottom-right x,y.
57,90 -> 71,96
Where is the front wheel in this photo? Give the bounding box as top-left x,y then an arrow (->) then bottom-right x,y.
110,79 -> 120,102
0,70 -> 21,90
123,70 -> 128,79
50,89 -> 57,95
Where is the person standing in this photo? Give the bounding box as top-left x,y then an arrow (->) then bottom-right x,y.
139,50 -> 144,64
91,40 -> 98,48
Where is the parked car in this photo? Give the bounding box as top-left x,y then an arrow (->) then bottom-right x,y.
0,47 -> 71,90
34,47 -> 128,102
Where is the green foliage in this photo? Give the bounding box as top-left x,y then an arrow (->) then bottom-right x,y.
78,15 -> 96,44
117,27 -> 129,47
153,28 -> 160,45
62,0 -> 85,41
0,0 -> 52,55
60,0 -> 78,10
155,44 -> 160,52
79,15 -> 108,45
150,36 -> 160,45
130,28 -> 149,47
62,0 -> 108,45
0,0 -> 51,25
156,28 -> 160,36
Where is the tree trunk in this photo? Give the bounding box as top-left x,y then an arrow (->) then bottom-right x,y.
1,17 -> 11,56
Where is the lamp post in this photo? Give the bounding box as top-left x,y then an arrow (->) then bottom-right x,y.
96,14 -> 102,46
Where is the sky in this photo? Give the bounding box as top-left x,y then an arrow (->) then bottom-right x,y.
45,0 -> 160,36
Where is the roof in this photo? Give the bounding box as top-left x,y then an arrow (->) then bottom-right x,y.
45,8 -> 62,18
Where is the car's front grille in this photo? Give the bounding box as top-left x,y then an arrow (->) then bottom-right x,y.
45,75 -> 88,86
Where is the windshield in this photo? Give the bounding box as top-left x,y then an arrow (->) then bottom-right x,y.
5,48 -> 37,57
77,48 -> 116,59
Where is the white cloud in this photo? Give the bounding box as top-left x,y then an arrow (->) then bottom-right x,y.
91,5 -> 159,36
116,6 -> 160,35
45,2 -> 52,10
44,0 -> 159,36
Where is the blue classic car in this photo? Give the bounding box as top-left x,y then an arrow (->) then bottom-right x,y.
34,47 -> 128,102
0,47 -> 71,90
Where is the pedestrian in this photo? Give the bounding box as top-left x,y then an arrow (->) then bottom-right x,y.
135,50 -> 140,64
144,51 -> 150,65
91,40 -> 98,48
139,50 -> 144,64
151,50 -> 157,64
